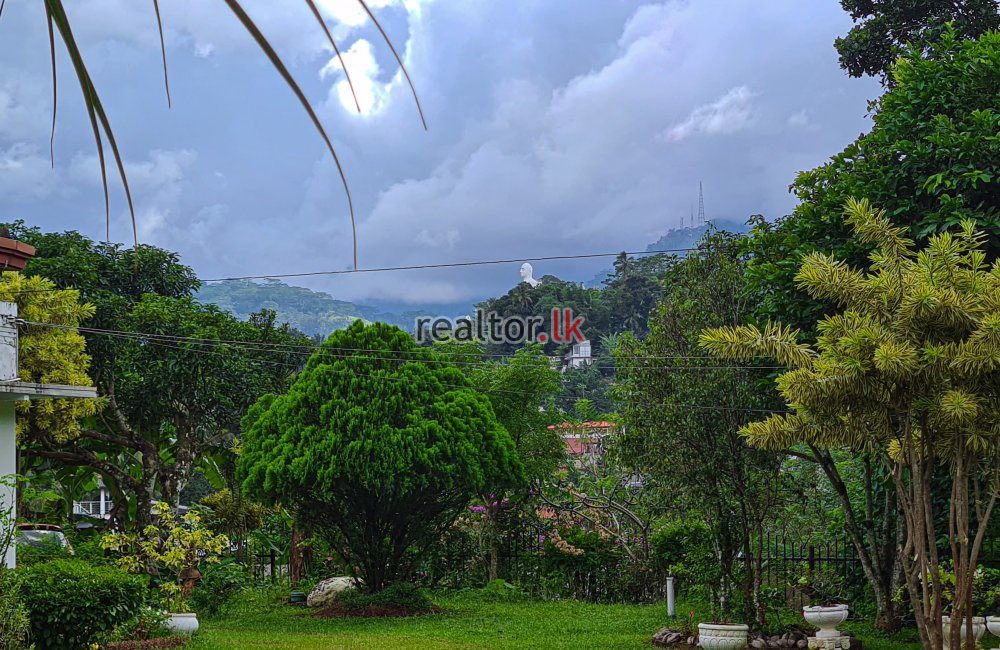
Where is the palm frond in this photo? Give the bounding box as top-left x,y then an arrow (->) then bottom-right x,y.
356,0 -> 427,130
46,0 -> 135,244
304,0 -> 361,113
221,0 -> 357,268
151,0 -> 171,108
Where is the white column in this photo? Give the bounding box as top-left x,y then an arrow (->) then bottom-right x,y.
0,302 -> 16,569
0,400 -> 15,569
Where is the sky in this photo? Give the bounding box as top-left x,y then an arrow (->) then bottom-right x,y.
0,0 -> 881,310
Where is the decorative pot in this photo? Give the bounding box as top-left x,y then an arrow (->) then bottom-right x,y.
941,615 -> 985,650
803,605 -> 849,639
987,616 -> 1000,650
289,591 -> 307,604
697,622 -> 749,650
166,612 -> 199,636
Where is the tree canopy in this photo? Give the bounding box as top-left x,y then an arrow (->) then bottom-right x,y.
238,321 -> 522,591
702,199 -> 1000,649
835,0 -> 1000,82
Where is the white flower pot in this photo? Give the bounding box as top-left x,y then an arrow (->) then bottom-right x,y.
986,615 -> 1000,639
803,605 -> 848,639
941,615 -> 985,650
166,612 -> 199,635
698,622 -> 749,650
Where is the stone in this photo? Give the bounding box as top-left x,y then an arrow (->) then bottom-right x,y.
751,639 -> 766,648
306,576 -> 362,608
797,641 -> 808,648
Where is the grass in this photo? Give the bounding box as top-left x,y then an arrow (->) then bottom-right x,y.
184,589 -> 930,650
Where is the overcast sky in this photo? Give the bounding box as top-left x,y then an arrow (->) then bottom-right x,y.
0,0 -> 880,309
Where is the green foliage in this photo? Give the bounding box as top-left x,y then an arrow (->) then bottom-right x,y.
101,504 -> 230,613
650,520 -> 718,599
199,489 -> 270,544
746,29 -> 1000,333
0,572 -> 30,650
616,229 -> 784,624
461,579 -> 531,603
238,321 -> 522,592
835,0 -> 999,81
190,559 -> 249,617
15,559 -> 146,650
703,199 -> 1000,647
0,272 -> 99,444
337,583 -> 434,613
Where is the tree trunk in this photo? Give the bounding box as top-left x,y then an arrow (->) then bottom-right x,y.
290,528 -> 306,588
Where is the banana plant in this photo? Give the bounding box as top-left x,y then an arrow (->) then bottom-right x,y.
4,0 -> 426,268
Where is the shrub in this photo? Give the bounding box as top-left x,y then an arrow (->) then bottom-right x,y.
190,559 -> 249,617
16,559 -> 146,650
12,533 -> 71,567
651,519 -> 718,599
238,321 -> 522,592
463,579 -> 531,603
338,583 -> 434,614
0,572 -> 30,650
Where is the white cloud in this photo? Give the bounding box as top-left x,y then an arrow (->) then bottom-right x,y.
664,86 -> 757,142
0,144 -> 61,201
787,109 -> 811,128
321,39 -> 389,115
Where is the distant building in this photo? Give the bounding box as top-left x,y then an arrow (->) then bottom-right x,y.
72,476 -> 113,520
563,340 -> 593,370
548,420 -> 615,467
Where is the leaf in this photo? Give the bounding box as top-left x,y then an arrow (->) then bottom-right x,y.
151,0 -> 171,108
304,0 -> 360,113
221,0 -> 357,268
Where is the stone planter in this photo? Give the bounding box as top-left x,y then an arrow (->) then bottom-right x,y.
987,616 -> 1000,650
941,615 -> 985,650
697,622 -> 749,650
803,605 -> 848,638
166,612 -> 199,636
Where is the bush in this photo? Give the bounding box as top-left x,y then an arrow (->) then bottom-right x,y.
16,559 -> 147,650
0,572 -> 30,650
462,579 -> 531,603
12,534 -> 71,567
338,583 -> 434,614
190,559 -> 249,617
651,520 -> 718,599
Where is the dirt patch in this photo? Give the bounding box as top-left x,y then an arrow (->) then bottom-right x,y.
313,602 -> 442,618
107,637 -> 187,650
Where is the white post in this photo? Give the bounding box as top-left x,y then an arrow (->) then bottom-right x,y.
666,575 -> 676,617
0,400 -> 16,569
0,301 -> 17,569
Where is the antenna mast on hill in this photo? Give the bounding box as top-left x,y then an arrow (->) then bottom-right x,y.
698,181 -> 706,225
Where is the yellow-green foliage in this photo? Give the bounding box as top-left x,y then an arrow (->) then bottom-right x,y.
701,198 -> 1000,459
101,503 -> 229,611
0,272 -> 100,443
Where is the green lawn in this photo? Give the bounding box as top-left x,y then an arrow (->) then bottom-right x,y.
185,590 -> 926,650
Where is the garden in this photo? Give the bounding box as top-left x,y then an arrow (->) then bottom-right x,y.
3,4 -> 1000,650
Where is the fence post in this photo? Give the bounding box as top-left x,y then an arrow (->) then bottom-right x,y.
808,545 -> 816,573
666,576 -> 676,616
270,550 -> 276,584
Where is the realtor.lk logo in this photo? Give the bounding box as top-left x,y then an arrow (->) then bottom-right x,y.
415,308 -> 585,345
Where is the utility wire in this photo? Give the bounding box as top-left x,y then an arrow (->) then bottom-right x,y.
25,320 -> 789,415
25,321 -> 785,370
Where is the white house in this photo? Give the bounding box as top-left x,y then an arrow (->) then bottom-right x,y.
563,340 -> 593,370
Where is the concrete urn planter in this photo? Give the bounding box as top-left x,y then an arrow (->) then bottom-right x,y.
986,616 -> 1000,650
697,622 -> 749,650
803,605 -> 848,638
941,616 -> 986,650
166,612 -> 199,635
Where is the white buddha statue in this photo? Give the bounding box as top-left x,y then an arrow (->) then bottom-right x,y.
520,262 -> 539,288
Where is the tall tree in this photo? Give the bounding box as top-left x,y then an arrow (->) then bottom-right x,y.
11,225 -> 306,527
615,230 -> 785,627
702,199 -> 1000,650
835,0 -> 999,82
464,344 -> 562,581
746,28 -> 1000,332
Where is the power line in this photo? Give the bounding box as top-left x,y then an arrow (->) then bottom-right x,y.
26,321 -> 783,369
24,320 -> 789,414
198,248 -> 691,283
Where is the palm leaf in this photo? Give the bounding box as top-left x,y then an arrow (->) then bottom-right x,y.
222,0 -> 358,268
356,0 -> 427,130
44,1 -> 57,166
151,0 -> 172,108
304,0 -> 361,113
45,0 -> 136,244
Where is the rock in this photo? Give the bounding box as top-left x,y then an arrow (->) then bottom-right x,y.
306,576 -> 362,608
652,628 -> 676,647
796,640 -> 808,648
687,635 -> 696,646
751,639 -> 766,648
